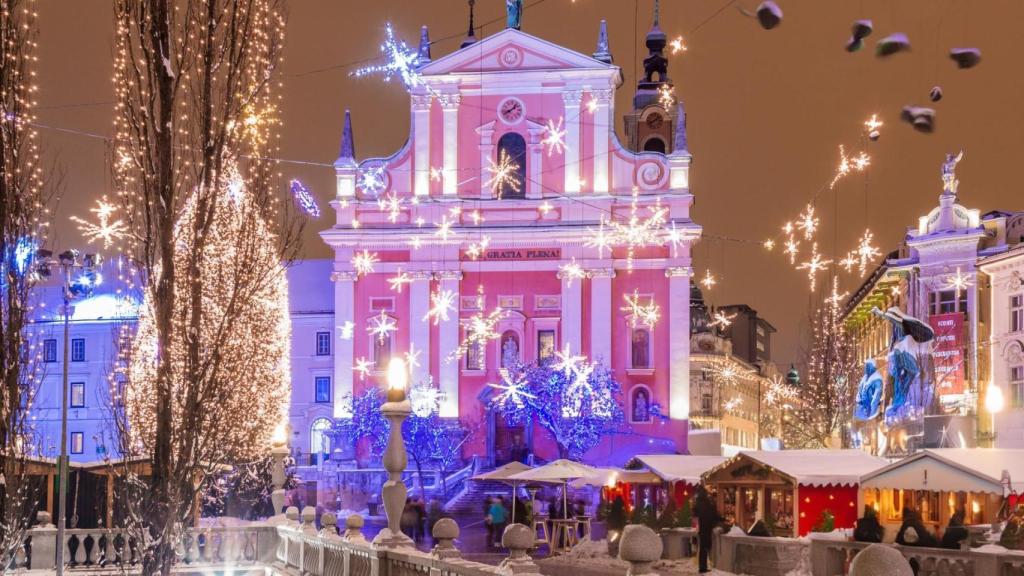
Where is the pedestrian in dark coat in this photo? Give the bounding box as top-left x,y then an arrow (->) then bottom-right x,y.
693,487 -> 722,574
941,509 -> 968,550
854,506 -> 884,543
896,507 -> 938,547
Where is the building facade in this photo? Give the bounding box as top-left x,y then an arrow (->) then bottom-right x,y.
322,15 -> 699,465
978,240 -> 1024,447
842,153 -> 1023,455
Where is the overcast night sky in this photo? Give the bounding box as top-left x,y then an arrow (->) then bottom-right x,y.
35,0 -> 1024,366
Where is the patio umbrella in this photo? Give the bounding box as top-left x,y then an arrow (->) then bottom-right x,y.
471,461 -> 537,519
509,459 -> 599,518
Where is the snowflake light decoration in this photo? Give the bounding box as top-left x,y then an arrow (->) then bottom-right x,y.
946,266 -> 973,300
465,235 -> 491,260
409,380 -> 442,417
796,204 -> 819,240
584,220 -> 616,258
338,320 -> 355,340
353,357 -> 373,379
367,310 -> 397,344
378,192 -> 403,223
709,310 -> 736,329
424,289 -> 456,325
825,276 -> 850,307
796,242 -> 833,292
71,196 -> 128,249
864,114 -> 883,133
404,342 -> 422,372
600,190 -> 669,270
784,237 -> 800,265
664,221 -> 690,257
763,239 -> 775,251
450,305 -> 505,361
351,250 -> 379,277
558,258 -> 586,287
670,35 -> 687,54
842,229 -> 881,275
351,23 -> 425,91
764,375 -> 797,407
830,144 -> 870,189
489,369 -> 536,410
621,290 -> 660,329
723,396 -> 743,414
435,214 -> 457,242
551,342 -> 586,379
289,179 -> 320,218
541,117 -> 567,156
387,270 -> 413,293
485,150 -> 522,198
700,269 -> 717,290
658,84 -> 676,109
358,165 -> 387,196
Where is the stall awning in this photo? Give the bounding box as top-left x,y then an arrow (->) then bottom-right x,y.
861,449 -> 1024,495
707,449 -> 888,487
632,455 -> 728,484
570,467 -> 663,488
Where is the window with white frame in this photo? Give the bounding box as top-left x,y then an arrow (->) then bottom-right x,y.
1012,365 -> 1024,409
630,328 -> 652,369
71,338 -> 85,362
70,382 -> 85,408
316,331 -> 332,356
1011,294 -> 1023,333
70,432 -> 84,454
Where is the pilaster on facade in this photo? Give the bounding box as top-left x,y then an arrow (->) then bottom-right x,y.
330,269 -> 359,418
439,93 -> 461,196
408,271 -> 433,387
412,93 -> 433,197
666,266 -> 693,419
436,270 -> 463,417
562,90 -> 583,194
526,120 -> 545,199
587,267 -> 615,364
476,122 -> 497,199
590,89 -> 613,194
557,266 -> 583,355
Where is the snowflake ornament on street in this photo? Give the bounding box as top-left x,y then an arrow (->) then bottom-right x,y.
71,196 -> 128,249
289,179 -> 320,218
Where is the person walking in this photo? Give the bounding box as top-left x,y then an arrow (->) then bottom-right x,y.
694,486 -> 723,574
489,496 -> 509,549
483,496 -> 494,549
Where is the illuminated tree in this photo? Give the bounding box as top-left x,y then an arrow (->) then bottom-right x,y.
783,285 -> 859,448
0,0 -> 50,565
110,2 -> 296,573
490,361 -> 624,460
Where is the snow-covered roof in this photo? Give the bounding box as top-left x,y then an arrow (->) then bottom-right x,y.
633,455 -> 727,484
709,449 -> 889,487
861,449 -> 1024,495
570,467 -> 662,488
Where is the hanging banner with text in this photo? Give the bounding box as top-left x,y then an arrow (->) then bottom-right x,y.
928,312 -> 966,395
460,247 -> 562,261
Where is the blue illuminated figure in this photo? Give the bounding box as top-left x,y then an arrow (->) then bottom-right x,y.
871,307 -> 935,426
853,359 -> 883,421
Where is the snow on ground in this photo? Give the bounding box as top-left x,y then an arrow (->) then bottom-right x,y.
539,537 -> 739,576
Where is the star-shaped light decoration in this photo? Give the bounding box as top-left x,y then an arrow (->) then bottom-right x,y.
404,342 -> 422,372
351,22 -> 425,91
409,379 -> 441,418
435,214 -> 457,243
465,235 -> 491,260
584,219 -> 616,259
358,164 -> 387,196
378,192 -> 403,223
489,369 -> 536,410
338,320 -> 355,340
664,221 -> 690,258
604,190 -> 669,270
450,305 -> 505,361
353,357 -> 373,379
541,117 -> 567,157
558,258 -> 586,287
700,269 -> 717,290
658,84 -> 676,110
784,237 -> 800,265
551,342 -> 586,379
351,250 -> 379,277
538,201 -> 554,216
844,229 -> 881,275
864,114 -> 883,133
669,35 -> 687,54
723,396 -> 743,414
367,310 -> 397,344
825,276 -> 850,308
387,270 -> 413,293
621,290 -> 660,330
71,196 -> 128,249
485,150 -> 521,198
946,266 -> 973,300
830,144 -> 870,189
709,310 -> 737,330
763,239 -> 775,251
796,242 -> 833,292
424,289 -> 457,325
796,204 -> 819,240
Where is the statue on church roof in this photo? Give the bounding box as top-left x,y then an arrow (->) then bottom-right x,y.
941,150 -> 963,197
506,0 -> 523,30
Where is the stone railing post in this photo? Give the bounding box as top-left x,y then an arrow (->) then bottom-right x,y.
849,543 -> 913,576
30,511 -> 57,571
496,524 -> 540,576
618,525 -> 662,576
431,518 -> 460,559
711,527 -> 731,572
301,506 -> 318,535
343,514 -> 368,543
320,513 -> 339,539
286,506 -> 300,526
271,443 -> 289,516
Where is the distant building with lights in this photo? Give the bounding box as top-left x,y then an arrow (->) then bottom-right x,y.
841,154 -> 1024,455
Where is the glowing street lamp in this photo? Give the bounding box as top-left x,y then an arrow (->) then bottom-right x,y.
986,384 -> 1005,448
375,358 -> 413,548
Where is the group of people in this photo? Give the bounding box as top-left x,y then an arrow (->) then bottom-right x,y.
400,497 -> 444,543
853,505 -> 969,550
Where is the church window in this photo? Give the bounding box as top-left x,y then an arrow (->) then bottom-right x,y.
643,137 -> 666,154
495,132 -> 526,199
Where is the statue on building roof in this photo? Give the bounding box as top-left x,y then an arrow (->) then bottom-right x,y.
506,0 -> 523,30
941,150 -> 963,197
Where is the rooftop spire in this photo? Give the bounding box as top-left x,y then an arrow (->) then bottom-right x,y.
593,19 -> 613,64
653,0 -> 661,28
461,0 -> 478,48
337,109 -> 356,166
417,26 -> 432,64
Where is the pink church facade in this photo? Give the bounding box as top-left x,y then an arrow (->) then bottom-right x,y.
323,24 -> 700,464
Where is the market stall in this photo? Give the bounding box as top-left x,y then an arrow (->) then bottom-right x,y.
631,454 -> 728,508
859,448 -> 1023,541
571,466 -> 663,513
703,449 -> 888,537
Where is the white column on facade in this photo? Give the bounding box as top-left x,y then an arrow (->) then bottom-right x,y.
591,89 -> 612,194
437,271 -> 462,417
477,124 -> 496,199
332,270 -> 358,418
559,267 -> 583,355
666,266 -> 692,420
412,93 -> 432,197
588,268 -> 615,364
408,271 -> 433,387
562,90 -> 583,194
440,94 -> 460,196
526,123 -> 544,199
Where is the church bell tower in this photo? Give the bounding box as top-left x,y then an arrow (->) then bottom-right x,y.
624,0 -> 685,154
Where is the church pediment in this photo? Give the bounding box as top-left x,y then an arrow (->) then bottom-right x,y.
419,28 -> 613,77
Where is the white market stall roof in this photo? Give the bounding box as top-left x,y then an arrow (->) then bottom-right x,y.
633,455 -> 728,484
570,467 -> 663,488
707,449 -> 889,487
861,449 -> 1024,495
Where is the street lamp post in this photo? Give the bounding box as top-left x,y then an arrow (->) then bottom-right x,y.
373,357 -> 413,548
36,249 -> 101,576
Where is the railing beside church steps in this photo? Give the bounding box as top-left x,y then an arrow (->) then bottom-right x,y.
18,523 -> 278,571
441,455 -> 479,510
713,531 -> 1024,576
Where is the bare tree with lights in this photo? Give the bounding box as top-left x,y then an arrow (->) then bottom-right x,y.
783,284 -> 860,449
108,1 -> 299,574
0,0 -> 52,565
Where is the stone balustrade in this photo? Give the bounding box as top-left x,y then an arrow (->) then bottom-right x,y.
713,531 -> 1024,576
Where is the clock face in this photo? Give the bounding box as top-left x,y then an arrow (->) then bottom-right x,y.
646,113 -> 664,129
499,98 -> 524,124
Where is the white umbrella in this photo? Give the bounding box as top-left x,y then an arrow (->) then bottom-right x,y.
509,459 -> 599,518
471,462 -> 539,519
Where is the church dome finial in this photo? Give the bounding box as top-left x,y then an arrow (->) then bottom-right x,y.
593,19 -> 613,64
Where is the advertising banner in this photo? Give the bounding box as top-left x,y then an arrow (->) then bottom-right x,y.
928,312 -> 965,395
